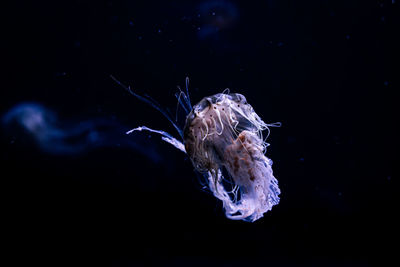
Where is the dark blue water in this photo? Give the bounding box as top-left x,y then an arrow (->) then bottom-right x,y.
2,1 -> 397,266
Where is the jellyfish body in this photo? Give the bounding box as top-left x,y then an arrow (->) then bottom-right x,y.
184,93 -> 280,221
120,77 -> 280,222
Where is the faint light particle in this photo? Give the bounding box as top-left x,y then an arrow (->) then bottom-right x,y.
55,72 -> 67,77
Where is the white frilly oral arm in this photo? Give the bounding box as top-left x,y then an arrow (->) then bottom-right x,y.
126,126 -> 186,153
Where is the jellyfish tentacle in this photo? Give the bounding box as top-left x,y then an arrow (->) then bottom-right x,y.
185,77 -> 192,110
175,90 -> 190,121
110,75 -> 183,139
127,126 -> 186,153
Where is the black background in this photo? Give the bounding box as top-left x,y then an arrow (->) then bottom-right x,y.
2,0 -> 397,266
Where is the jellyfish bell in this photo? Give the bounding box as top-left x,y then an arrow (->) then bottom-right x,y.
119,77 -> 280,222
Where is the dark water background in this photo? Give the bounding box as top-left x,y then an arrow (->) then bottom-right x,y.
2,1 -> 397,266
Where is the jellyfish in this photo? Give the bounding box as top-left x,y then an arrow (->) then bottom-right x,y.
113,76 -> 281,222
2,102 -> 162,162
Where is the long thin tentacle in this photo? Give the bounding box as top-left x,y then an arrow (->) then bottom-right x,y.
110,75 -> 184,139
